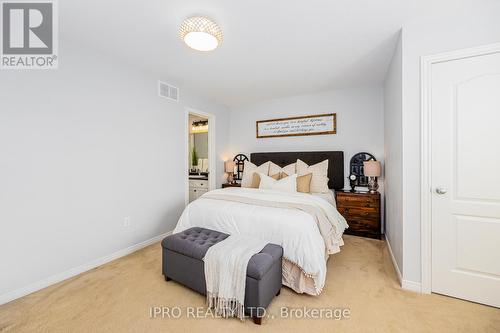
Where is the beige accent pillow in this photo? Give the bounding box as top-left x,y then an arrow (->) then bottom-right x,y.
296,159 -> 329,193
269,162 -> 296,177
282,172 -> 313,193
241,161 -> 270,188
251,172 -> 280,188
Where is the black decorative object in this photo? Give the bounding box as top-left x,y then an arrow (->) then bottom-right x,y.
348,174 -> 357,192
349,152 -> 376,191
233,154 -> 249,181
192,120 -> 208,127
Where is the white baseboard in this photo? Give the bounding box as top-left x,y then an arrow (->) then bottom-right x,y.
402,280 -> 422,293
385,237 -> 422,293
0,231 -> 173,306
385,236 -> 402,285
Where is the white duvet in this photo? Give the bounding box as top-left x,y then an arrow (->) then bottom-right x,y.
174,187 -> 348,294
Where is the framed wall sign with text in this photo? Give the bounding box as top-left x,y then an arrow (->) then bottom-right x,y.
256,113 -> 336,138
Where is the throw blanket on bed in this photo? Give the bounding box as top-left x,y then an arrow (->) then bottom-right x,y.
203,192 -> 342,255
175,188 -> 348,295
204,235 -> 267,320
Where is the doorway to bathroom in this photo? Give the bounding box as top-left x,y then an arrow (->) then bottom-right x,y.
185,109 -> 216,205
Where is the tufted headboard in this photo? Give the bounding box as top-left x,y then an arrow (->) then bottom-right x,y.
250,151 -> 344,190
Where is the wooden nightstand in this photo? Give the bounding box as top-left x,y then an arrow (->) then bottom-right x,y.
336,190 -> 381,239
222,183 -> 241,188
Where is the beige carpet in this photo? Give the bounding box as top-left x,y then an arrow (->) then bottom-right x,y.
1,236 -> 499,332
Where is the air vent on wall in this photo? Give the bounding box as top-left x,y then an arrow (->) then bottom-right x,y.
158,81 -> 179,102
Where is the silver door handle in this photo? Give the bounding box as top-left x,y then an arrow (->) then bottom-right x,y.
435,187 -> 447,195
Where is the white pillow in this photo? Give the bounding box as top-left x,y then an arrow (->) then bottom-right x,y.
269,162 -> 296,177
258,172 -> 298,193
296,159 -> 329,193
241,161 -> 270,187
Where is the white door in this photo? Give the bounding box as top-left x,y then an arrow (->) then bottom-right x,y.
430,49 -> 500,307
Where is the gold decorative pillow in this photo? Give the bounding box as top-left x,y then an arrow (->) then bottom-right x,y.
282,172 -> 313,193
251,172 -> 280,188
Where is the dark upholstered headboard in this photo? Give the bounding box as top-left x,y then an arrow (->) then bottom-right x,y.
250,151 -> 344,190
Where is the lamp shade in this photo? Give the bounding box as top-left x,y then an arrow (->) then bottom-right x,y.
225,160 -> 236,173
363,161 -> 381,177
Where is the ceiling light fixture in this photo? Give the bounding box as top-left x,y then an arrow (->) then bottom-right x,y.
179,16 -> 223,52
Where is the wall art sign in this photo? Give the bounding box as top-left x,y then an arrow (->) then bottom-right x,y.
256,113 -> 336,138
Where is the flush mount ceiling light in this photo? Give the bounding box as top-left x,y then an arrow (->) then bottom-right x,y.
179,16 -> 223,51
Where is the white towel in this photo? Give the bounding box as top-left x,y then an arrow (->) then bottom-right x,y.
202,158 -> 209,172
203,235 -> 268,320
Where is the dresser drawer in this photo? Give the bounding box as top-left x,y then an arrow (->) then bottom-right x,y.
336,194 -> 378,208
188,187 -> 208,203
339,207 -> 378,219
189,180 -> 208,189
344,219 -> 380,237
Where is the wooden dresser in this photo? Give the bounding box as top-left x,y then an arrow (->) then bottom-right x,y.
336,190 -> 381,239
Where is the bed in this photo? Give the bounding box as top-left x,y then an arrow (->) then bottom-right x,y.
173,151 -> 348,295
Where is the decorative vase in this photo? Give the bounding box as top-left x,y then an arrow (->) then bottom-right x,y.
368,177 -> 379,194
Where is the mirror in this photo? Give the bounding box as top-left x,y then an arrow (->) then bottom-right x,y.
349,152 -> 376,191
189,115 -> 209,173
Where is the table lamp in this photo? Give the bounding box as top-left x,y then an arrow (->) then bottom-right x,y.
225,161 -> 236,184
363,160 -> 381,193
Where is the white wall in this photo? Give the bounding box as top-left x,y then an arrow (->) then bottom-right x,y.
0,42 -> 230,302
383,31 -> 404,276
400,2 -> 500,284
229,86 -> 385,191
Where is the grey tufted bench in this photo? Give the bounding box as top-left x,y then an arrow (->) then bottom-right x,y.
161,227 -> 283,325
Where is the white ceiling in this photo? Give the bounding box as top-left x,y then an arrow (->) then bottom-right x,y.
61,0 -> 455,107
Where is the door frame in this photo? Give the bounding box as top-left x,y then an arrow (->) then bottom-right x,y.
185,107 -> 216,206
420,42 -> 500,294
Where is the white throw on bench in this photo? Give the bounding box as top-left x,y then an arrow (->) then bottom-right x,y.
204,234 -> 268,320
